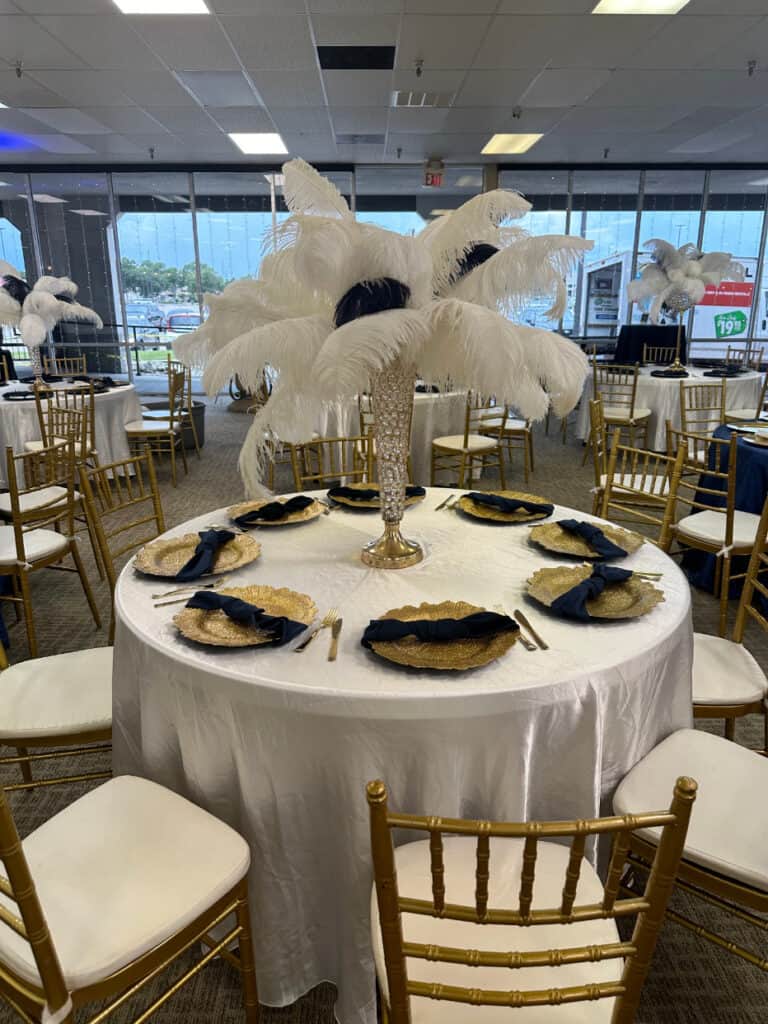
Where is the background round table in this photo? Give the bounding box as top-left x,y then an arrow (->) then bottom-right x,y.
576,366 -> 764,450
0,381 -> 142,486
112,490 -> 692,1024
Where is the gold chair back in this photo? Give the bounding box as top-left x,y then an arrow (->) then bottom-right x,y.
588,396 -> 608,488
679,381 -> 726,435
465,392 -> 506,444
593,361 -> 640,419
290,434 -> 373,490
367,776 -> 696,1024
642,345 -> 674,366
747,345 -> 764,371
33,387 -> 90,460
601,429 -> 684,542
43,354 -> 87,377
0,353 -> 10,384
50,382 -> 96,458
733,491 -> 768,643
5,439 -> 77,549
667,426 -> 739,543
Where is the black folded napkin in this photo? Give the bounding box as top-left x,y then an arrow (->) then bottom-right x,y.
557,519 -> 627,560
186,591 -> 306,646
466,492 -> 554,518
550,565 -> 633,622
650,368 -> 689,379
2,391 -> 35,402
703,368 -> 743,378
362,610 -> 518,648
175,529 -> 235,582
234,494 -> 314,527
415,384 -> 439,393
328,485 -> 426,503
19,374 -> 62,384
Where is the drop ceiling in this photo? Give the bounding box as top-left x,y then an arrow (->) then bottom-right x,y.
0,0 -> 766,165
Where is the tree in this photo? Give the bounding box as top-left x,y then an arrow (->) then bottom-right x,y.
121,257 -> 225,298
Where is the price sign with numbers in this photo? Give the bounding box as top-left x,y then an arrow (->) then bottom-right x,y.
714,310 -> 748,339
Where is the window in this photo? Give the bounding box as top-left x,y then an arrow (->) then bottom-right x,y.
0,174 -> 34,362
355,165 -> 481,235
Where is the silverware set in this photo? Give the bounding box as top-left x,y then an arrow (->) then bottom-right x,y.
152,578 -> 229,608
435,493 -> 458,511
495,604 -> 548,652
294,607 -> 342,660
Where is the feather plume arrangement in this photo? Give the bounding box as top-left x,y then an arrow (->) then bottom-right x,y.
0,270 -> 102,350
629,238 -> 746,323
180,160 -> 591,495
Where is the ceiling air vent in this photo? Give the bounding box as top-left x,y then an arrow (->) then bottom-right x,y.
391,91 -> 454,108
335,133 -> 385,146
318,46 -> 396,71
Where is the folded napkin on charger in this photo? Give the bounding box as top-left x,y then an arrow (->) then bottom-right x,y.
234,494 -> 314,527
466,492 -> 554,518
2,391 -> 35,402
362,610 -> 518,648
175,529 -> 234,582
186,591 -> 306,646
550,565 -> 633,622
328,485 -> 426,503
557,519 -> 627,560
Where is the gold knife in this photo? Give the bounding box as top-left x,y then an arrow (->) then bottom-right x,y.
328,617 -> 343,661
514,608 -> 549,651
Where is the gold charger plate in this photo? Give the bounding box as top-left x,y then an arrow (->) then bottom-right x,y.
173,584 -> 317,648
529,521 -> 644,560
369,599 -> 518,671
134,532 -> 261,578
527,565 -> 664,621
328,482 -> 425,510
457,490 -> 552,523
227,497 -> 325,526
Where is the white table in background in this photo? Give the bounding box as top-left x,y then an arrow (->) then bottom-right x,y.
0,382 -> 142,486
575,366 -> 764,450
112,491 -> 692,1024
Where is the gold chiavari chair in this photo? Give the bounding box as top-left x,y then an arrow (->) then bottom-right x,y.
368,776 -> 695,1024
679,380 -> 726,441
664,426 -> 760,636
42,353 -> 87,377
430,393 -> 506,489
642,344 -> 675,366
746,345 -> 765,371
588,397 -> 610,515
728,371 -> 768,423
141,356 -> 202,459
592,360 -> 651,450
28,386 -> 90,460
289,433 -> 374,491
0,440 -> 100,658
0,774 -> 260,1024
78,450 -> 165,643
600,428 -> 684,542
481,406 -> 534,485
0,353 -> 10,384
615,728 -> 768,980
126,368 -> 188,486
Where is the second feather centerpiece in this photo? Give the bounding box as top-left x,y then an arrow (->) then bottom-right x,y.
177,160 -> 593,569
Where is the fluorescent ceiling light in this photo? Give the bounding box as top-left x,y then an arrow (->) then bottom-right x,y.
113,1 -> 209,12
0,102 -> 7,109
749,177 -> 768,187
70,209 -> 108,217
24,193 -> 67,204
481,133 -> 543,155
592,0 -> 690,12
229,133 -> 287,155
429,209 -> 453,216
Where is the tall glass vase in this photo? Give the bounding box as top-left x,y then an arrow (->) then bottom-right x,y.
360,359 -> 423,569
29,346 -> 43,384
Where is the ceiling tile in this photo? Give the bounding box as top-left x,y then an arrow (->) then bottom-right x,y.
249,69 -> 325,108
672,124 -> 754,154
521,69 -> 612,108
623,15 -> 760,69
148,106 -> 221,134
497,0 -> 594,10
391,68 -> 465,94
0,15 -> 87,68
29,69 -> 133,106
331,107 -> 388,132
73,133 -> 143,155
129,16 -> 239,71
396,15 -> 493,69
78,106 -> 169,133
587,69 -> 768,108
405,0 -> 498,10
12,0 -> 116,11
697,18 -> 768,70
20,107 -> 111,133
35,15 -> 163,70
388,130 -> 489,158
323,70 -> 393,107
556,105 -> 695,135
109,70 -> 198,107
29,133 -> 95,154
270,107 -> 329,131
387,107 -> 453,132
206,106 -> 273,132
175,70 -> 260,107
210,0 -> 306,10
684,0 -> 768,11
0,107 -> 52,132
453,70 -> 536,107
0,70 -> 63,106
309,0 -> 403,11
222,15 -> 316,70
312,14 -> 400,45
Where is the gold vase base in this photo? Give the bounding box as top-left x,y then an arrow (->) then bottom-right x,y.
653,357 -> 689,378
361,524 -> 423,570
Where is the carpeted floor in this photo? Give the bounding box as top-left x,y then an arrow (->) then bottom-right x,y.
1,397 -> 765,1023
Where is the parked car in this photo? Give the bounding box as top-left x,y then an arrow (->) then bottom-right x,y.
165,309 -> 202,334
125,302 -> 164,342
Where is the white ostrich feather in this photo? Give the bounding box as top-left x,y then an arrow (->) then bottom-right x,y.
281,215 -> 360,301
698,252 -> 745,286
19,313 -> 48,349
515,325 -> 590,417
32,275 -> 78,297
282,158 -> 352,220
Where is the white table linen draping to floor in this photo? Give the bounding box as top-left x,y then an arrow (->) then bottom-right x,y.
112,490 -> 692,1024
0,382 -> 142,486
575,366 -> 764,449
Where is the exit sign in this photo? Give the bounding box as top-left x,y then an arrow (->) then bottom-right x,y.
424,170 -> 443,187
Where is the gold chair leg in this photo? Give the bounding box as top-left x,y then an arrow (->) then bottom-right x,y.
235,887 -> 261,1023
179,436 -> 189,477
430,448 -> 436,487
718,556 -> 731,638
457,453 -> 467,489
71,542 -> 101,630
724,717 -> 736,741
170,438 -> 178,488
497,448 -> 506,490
15,746 -> 33,786
528,433 -> 535,472
18,570 -> 37,658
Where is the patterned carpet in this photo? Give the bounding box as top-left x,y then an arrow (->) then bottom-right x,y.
2,397 -> 765,1023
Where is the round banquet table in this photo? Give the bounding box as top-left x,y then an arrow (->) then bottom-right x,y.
112,490 -> 693,1024
0,381 -> 142,487
575,366 -> 764,450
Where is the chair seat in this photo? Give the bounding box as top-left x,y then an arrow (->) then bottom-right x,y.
25,438 -> 85,456
372,836 -> 620,1023
482,417 -> 528,433
433,434 -> 498,454
692,633 -> 767,706
674,509 -> 760,549
0,525 -> 69,565
0,485 -> 80,516
599,472 -> 669,497
0,647 -> 112,740
0,776 -> 251,991
614,728 -> 768,893
125,419 -> 179,434
602,406 -> 652,423
727,408 -> 760,421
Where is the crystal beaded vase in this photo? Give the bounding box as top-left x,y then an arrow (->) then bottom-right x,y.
29,346 -> 44,384
360,359 -> 423,569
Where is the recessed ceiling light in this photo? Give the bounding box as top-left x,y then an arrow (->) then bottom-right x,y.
113,1 -> 209,12
229,133 -> 288,155
481,133 -> 543,155
429,209 -> 453,216
0,102 -> 7,109
70,209 -> 108,217
592,0 -> 690,12
26,194 -> 67,204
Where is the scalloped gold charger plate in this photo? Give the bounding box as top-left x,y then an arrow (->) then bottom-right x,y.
328,482 -> 425,510
227,497 -> 325,527
457,490 -> 552,524
173,585 -> 317,648
527,565 -> 664,621
369,599 -> 518,671
529,521 -> 644,560
134,532 -> 262,579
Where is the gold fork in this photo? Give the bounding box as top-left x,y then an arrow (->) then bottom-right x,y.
294,607 -> 338,652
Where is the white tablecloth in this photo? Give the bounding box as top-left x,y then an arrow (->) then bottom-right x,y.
0,382 -> 142,486
112,491 -> 692,1024
575,367 -> 765,449
318,390 -> 468,485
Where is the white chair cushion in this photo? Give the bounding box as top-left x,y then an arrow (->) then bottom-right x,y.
0,776 -> 251,991
692,633 -> 767,706
372,836 -> 620,1023
482,418 -> 528,433
674,509 -> 760,549
125,419 -> 177,433
600,473 -> 669,497
614,728 -> 768,893
0,525 -> 68,565
0,647 -> 112,740
0,486 -> 78,516
24,439 -> 85,456
432,434 -> 498,453
602,406 -> 652,422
